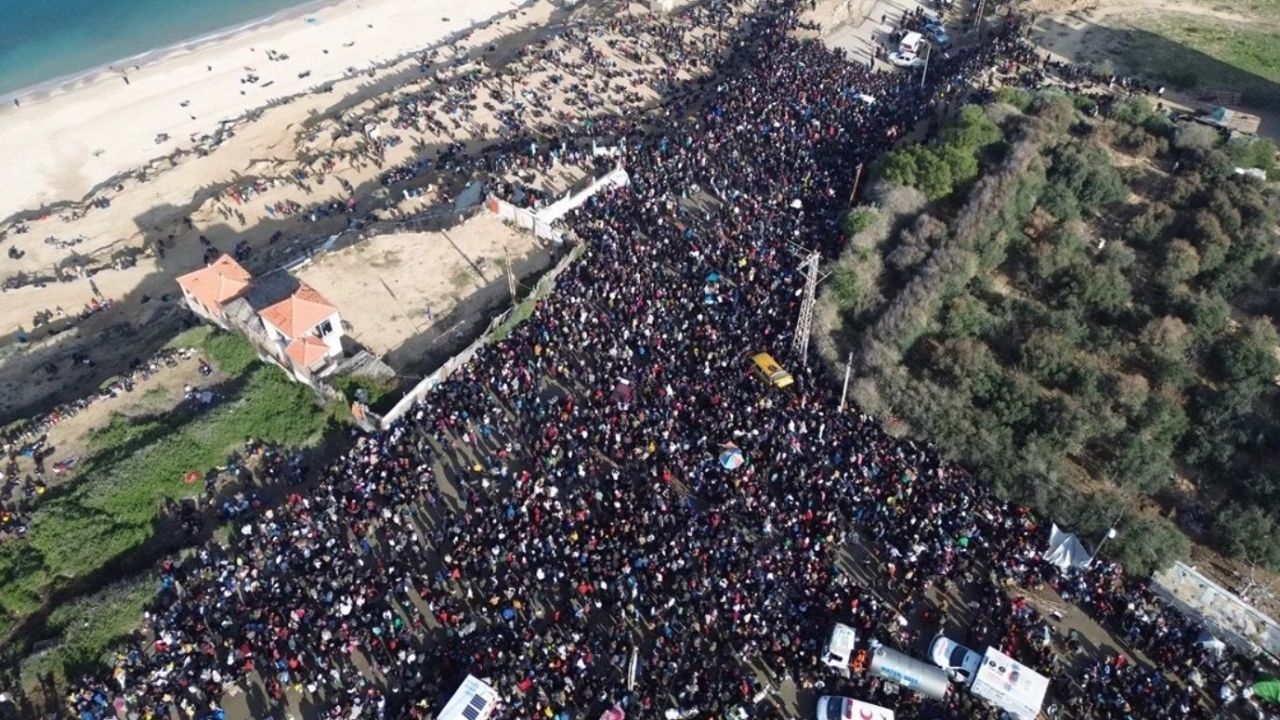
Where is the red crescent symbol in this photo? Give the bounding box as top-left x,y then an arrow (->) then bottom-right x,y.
859,712 -> 872,720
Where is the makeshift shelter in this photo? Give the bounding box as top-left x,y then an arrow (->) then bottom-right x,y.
1044,524 -> 1091,570
1254,678 -> 1280,705
719,444 -> 746,470
1195,630 -> 1227,658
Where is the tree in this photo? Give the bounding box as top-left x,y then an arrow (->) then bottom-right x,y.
1107,429 -> 1174,492
1211,504 -> 1280,569
914,147 -> 955,201
1021,330 -> 1076,388
1108,372 -> 1150,418
941,294 -> 999,341
1110,515 -> 1189,577
879,148 -> 920,188
1213,318 -> 1280,392
1140,315 -> 1191,360
1125,202 -> 1175,248
1187,292 -> 1232,346
1039,182 -> 1080,222
1225,136 -> 1279,179
1190,210 -> 1231,273
942,105 -> 1004,150
1157,238 -> 1201,289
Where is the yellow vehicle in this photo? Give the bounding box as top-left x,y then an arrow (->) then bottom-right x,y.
751,352 -> 794,389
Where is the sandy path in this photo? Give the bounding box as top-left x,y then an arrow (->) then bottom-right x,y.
0,0 -> 525,218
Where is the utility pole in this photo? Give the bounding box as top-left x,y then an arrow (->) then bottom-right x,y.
839,351 -> 854,412
848,162 -> 864,205
1088,513 -> 1123,566
791,250 -> 821,366
920,42 -> 933,88
503,246 -> 517,303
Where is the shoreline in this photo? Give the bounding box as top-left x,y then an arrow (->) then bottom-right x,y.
0,0 -> 525,218
0,0 -> 347,107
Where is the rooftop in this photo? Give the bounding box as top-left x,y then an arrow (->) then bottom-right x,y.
175,254 -> 252,312
285,335 -> 331,369
259,282 -> 337,339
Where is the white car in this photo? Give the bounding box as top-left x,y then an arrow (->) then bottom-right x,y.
888,52 -> 925,69
817,696 -> 895,720
928,635 -> 982,684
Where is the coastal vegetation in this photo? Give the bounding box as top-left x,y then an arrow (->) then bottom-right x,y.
817,91 -> 1280,577
0,330 -> 332,681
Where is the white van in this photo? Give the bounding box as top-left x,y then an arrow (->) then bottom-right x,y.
823,623 -> 857,676
898,32 -> 924,57
816,696 -> 894,720
968,647 -> 1050,720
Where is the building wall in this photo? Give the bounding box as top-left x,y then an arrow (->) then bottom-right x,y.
317,311 -> 344,356
180,288 -> 227,329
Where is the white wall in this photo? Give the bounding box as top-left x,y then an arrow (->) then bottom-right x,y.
318,311 -> 344,356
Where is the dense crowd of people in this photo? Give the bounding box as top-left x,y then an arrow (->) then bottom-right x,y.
37,2 -> 1278,720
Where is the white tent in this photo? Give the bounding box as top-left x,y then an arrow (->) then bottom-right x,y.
1044,524 -> 1091,570
1195,629 -> 1227,658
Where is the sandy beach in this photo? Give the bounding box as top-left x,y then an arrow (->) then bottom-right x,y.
0,0 -> 739,421
0,0 -> 523,218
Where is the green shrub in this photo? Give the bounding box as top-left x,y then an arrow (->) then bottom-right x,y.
841,208 -> 877,238
1111,97 -> 1155,126
994,86 -> 1032,111
20,573 -> 157,685
0,364 -> 328,633
201,331 -> 258,375
1224,136 -> 1278,178
1211,504 -> 1280,569
1048,142 -> 1127,211
941,105 -> 1004,150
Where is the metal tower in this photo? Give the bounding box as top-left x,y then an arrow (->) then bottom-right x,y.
791,250 -> 821,366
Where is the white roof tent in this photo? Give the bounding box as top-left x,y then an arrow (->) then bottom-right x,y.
823,623 -> 857,673
968,648 -> 1049,720
439,675 -> 501,720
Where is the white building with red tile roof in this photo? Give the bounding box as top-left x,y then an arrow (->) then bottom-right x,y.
176,254 -> 345,384
174,255 -> 252,327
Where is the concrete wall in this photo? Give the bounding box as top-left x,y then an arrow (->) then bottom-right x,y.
380,244 -> 585,427
485,166 -> 630,244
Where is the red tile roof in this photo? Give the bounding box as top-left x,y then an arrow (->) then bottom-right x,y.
285,335 -> 331,369
259,283 -> 337,339
175,255 -> 251,313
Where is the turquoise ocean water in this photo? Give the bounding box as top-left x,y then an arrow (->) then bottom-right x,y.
0,0 -> 316,98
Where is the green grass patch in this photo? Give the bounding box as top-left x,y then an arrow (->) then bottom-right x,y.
1117,18 -> 1280,107
164,324 -> 213,350
201,331 -> 259,375
331,374 -> 401,413
0,360 -> 329,633
19,572 -> 156,688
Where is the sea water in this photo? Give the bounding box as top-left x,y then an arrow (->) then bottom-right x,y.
0,0 -> 318,98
